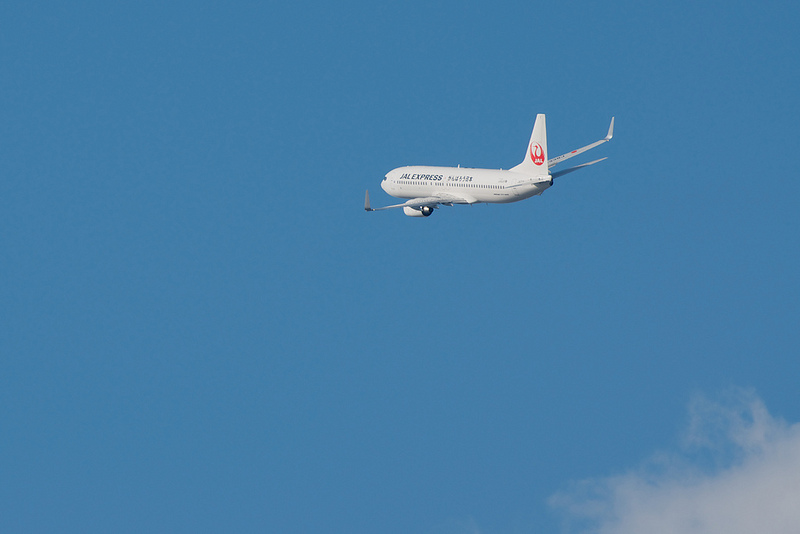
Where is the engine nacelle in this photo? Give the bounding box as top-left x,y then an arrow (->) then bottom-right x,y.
403,206 -> 433,217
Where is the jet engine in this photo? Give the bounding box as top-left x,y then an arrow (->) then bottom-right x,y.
403,206 -> 434,217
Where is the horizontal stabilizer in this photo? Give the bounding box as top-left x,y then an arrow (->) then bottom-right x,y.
550,157 -> 607,179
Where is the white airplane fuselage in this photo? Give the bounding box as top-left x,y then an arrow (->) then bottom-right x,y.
381,166 -> 551,204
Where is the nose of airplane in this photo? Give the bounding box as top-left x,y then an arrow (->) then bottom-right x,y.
381,170 -> 395,192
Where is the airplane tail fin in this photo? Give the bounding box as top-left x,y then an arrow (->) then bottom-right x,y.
510,114 -> 548,176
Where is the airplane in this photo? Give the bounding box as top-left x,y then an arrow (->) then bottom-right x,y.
365,114 -> 614,217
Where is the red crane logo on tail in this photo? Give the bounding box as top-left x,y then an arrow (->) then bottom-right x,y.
530,143 -> 545,166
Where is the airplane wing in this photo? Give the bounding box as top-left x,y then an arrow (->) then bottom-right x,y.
364,190 -> 477,211
548,117 -> 614,168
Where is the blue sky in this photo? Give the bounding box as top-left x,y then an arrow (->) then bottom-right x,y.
2,1 -> 799,532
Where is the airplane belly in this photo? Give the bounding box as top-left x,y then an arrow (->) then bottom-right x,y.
493,193 -> 517,203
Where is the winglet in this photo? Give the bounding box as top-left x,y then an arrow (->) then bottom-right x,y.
605,117 -> 615,141
364,190 -> 373,211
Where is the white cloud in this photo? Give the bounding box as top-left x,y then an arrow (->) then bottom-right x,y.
549,388 -> 800,534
